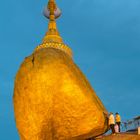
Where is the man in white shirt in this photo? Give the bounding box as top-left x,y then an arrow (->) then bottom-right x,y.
109,112 -> 115,134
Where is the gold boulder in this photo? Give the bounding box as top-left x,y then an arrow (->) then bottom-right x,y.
14,48 -> 108,140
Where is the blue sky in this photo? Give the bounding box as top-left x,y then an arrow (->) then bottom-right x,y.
0,0 -> 140,139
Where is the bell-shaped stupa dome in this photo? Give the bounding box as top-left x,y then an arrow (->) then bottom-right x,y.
13,0 -> 108,140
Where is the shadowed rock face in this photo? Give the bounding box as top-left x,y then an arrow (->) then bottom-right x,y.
13,48 -> 108,140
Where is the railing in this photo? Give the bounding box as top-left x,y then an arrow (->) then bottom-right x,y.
121,116 -> 140,132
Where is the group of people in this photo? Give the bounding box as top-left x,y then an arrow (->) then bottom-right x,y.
108,112 -> 121,134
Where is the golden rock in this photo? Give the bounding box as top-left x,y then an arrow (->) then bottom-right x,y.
13,0 -> 108,139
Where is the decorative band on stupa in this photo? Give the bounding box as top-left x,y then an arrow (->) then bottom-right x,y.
35,0 -> 73,57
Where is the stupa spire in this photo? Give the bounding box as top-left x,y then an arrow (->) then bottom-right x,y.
35,0 -> 72,57
43,0 -> 62,44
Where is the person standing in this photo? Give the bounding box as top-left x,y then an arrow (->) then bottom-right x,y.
115,112 -> 121,132
109,112 -> 115,134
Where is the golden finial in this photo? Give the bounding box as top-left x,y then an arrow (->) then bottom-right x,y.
35,0 -> 73,57
48,0 -> 56,20
42,0 -> 62,43
48,0 -> 58,20
43,0 -> 61,20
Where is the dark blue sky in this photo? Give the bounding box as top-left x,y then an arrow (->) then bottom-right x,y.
0,0 -> 140,139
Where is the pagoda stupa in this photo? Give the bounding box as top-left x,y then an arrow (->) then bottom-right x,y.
13,0 -> 108,139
